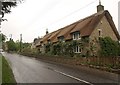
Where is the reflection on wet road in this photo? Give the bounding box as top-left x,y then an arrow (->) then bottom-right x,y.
2,53 -> 82,83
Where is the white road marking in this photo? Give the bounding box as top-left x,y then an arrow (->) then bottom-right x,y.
54,69 -> 94,85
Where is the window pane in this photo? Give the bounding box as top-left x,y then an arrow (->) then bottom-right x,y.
77,46 -> 79,52
79,47 -> 81,52
73,34 -> 75,39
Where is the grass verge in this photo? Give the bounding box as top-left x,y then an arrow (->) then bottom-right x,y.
1,55 -> 16,84
0,54 -> 2,84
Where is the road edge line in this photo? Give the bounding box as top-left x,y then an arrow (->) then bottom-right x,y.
54,70 -> 94,85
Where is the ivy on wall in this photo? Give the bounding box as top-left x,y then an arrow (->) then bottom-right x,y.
45,40 -> 80,57
99,37 -> 120,57
42,36 -> 120,57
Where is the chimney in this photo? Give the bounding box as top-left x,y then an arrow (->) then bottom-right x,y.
97,0 -> 104,12
46,28 -> 48,34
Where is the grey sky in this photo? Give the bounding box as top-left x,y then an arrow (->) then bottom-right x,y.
1,0 -> 119,42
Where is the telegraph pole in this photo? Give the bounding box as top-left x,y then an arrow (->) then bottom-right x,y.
20,34 -> 22,52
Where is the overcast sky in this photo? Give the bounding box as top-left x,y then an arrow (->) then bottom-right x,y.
1,0 -> 120,42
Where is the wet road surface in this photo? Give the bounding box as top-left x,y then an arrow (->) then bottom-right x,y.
2,52 -> 119,84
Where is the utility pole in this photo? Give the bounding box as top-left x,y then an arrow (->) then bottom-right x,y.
10,34 -> 12,40
20,34 -> 22,52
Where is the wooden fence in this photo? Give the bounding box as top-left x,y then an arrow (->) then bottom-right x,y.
20,52 -> 120,69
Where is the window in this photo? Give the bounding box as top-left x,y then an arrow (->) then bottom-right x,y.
48,40 -> 51,44
98,28 -> 102,37
41,44 -> 44,47
99,30 -> 101,36
73,32 -> 81,40
74,46 -> 81,53
59,36 -> 65,42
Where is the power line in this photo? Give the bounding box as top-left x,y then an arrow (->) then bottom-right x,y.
46,0 -> 97,28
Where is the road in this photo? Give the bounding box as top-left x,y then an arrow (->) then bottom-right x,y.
2,52 -> 119,84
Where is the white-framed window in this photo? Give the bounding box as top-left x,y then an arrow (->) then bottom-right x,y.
73,32 -> 81,40
74,46 -> 82,53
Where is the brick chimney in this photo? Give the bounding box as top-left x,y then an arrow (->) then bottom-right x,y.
97,0 -> 104,12
46,28 -> 49,34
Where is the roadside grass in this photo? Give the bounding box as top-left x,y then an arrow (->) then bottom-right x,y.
0,54 -> 2,84
1,54 -> 16,83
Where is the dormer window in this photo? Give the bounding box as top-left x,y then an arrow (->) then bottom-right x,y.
48,40 -> 51,44
73,32 -> 81,40
58,36 -> 65,42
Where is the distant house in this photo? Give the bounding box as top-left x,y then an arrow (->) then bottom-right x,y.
31,38 -> 41,49
34,2 -> 120,55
